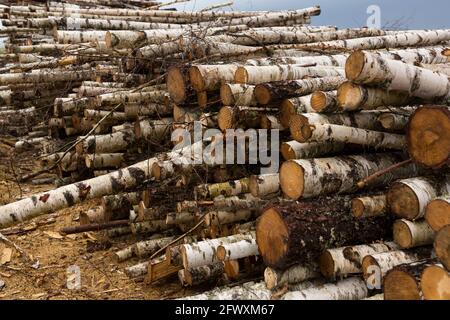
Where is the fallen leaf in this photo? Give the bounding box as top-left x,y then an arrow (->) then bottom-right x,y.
43,231 -> 64,240
0,248 -> 13,265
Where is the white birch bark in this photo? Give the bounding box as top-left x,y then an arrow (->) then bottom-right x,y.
281,140 -> 345,160
216,239 -> 259,261
393,219 -> 436,248
264,264 -> 319,290
181,281 -> 271,300
220,83 -> 257,106
248,173 -> 280,198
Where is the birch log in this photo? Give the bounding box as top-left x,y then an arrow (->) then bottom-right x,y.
279,94 -> 314,127
282,277 -> 368,300
319,242 -> 399,279
351,194 -> 387,218
310,90 -> 339,113
248,173 -> 279,198
280,153 -> 419,200
425,196 -> 450,231
220,83 -> 257,106
281,140 -> 345,160
216,239 -> 259,261
181,281 -> 271,300
76,130 -> 135,154
293,123 -> 406,150
264,264 -> 319,290
0,157 -> 156,228
387,176 -> 450,220
189,64 -> 239,92
346,51 -> 450,100
181,232 -> 255,269
254,76 -> 345,105
393,219 -> 436,249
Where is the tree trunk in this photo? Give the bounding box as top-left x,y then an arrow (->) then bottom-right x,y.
346,51 -> 450,100
384,258 -> 438,300
319,242 -> 399,279
407,106 -> 450,168
434,225 -> 450,270
280,152 -> 418,200
256,197 -> 393,268
180,263 -> 225,286
282,277 -> 368,300
425,196 -> 450,231
420,264 -> 450,300
387,176 -> 450,220
254,76 -> 345,105
351,194 -> 387,218
377,112 -> 411,132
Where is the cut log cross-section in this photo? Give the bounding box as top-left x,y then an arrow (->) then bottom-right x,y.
393,219 -> 436,249
420,264 -> 450,300
434,225 -> 450,270
425,196 -> 450,231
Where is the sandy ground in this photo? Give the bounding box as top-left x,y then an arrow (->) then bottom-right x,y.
0,138 -> 201,300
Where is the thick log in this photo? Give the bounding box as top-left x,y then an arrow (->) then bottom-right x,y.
282,277 -> 368,300
384,258 -> 439,300
319,242 -> 398,279
189,64 -> 239,92
280,153 -> 419,200
254,76 -> 345,105
407,106 -> 450,168
420,264 -> 450,300
256,197 -> 393,268
134,118 -> 172,142
434,225 -> 450,270
76,130 -> 135,154
351,194 -> 387,218
346,51 -> 450,100
279,95 -> 314,127
387,176 -> 450,220
425,196 -> 450,231
393,219 -> 436,249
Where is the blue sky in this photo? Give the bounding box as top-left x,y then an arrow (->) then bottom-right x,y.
172,0 -> 449,29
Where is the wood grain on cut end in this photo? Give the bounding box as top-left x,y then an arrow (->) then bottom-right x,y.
345,50 -> 366,82
384,269 -> 421,300
421,265 -> 450,300
254,83 -> 271,105
336,81 -> 363,110
319,251 -> 335,279
234,67 -> 248,84
166,66 -> 187,104
256,207 -> 289,267
310,91 -> 327,112
218,106 -> 234,131
188,66 -> 205,91
407,106 -> 450,168
281,142 -> 297,160
279,160 -> 304,200
279,99 -> 295,128
289,114 -> 310,142
425,198 -> 450,231
387,182 -> 419,220
220,84 -> 234,105
351,198 -> 365,218
393,219 -> 413,249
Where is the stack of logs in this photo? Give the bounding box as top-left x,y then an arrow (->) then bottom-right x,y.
0,0 -> 449,300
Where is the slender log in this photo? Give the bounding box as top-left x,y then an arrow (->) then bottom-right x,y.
134,118 -> 172,142
60,220 -> 129,234
407,106 -> 450,168
310,90 -> 339,113
180,263 -> 225,286
220,83 -> 257,106
189,64 -> 239,92
387,176 -> 450,220
264,264 -> 318,290
102,192 -> 140,221
256,197 -> 393,268
425,196 -> 450,232
281,140 -> 344,160
279,94 -> 314,127
194,178 -> 250,200
280,153 -> 419,200
85,153 -> 124,169
434,225 -> 450,270
351,194 -> 387,218
420,264 -> 450,300
282,277 -> 368,300
181,281 -> 271,300
216,239 -> 259,261
254,76 -> 345,105
79,206 -> 105,225
248,173 -> 279,198
76,130 -> 136,154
